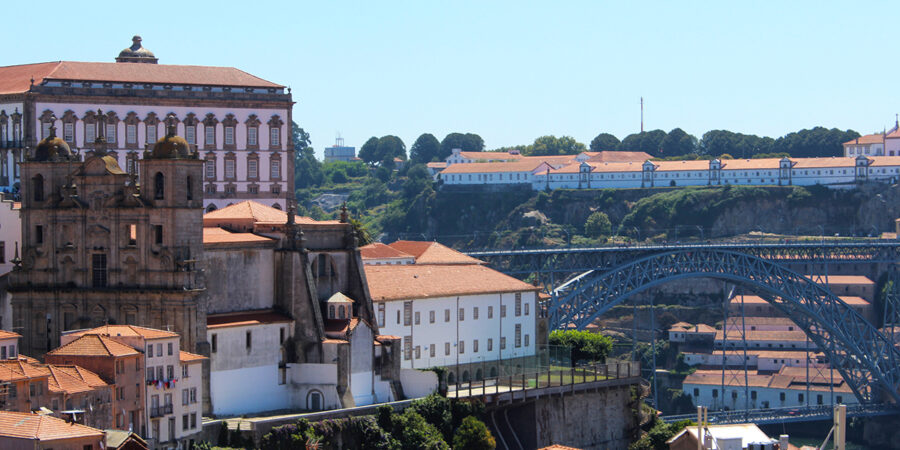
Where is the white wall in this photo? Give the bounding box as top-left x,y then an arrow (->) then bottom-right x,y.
399,369 -> 439,398
375,291 -> 538,370
210,364 -> 292,415
684,382 -> 857,411
0,198 -> 20,275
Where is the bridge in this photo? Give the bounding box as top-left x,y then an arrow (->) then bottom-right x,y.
660,403 -> 898,426
465,240 -> 900,420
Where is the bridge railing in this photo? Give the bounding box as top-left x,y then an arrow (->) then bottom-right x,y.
660,403 -> 898,425
447,361 -> 640,399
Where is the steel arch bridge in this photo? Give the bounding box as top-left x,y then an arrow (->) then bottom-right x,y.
548,248 -> 900,405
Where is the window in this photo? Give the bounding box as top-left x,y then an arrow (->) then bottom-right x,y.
488,306 -> 493,319
403,336 -> 412,360
378,303 -> 385,326
147,367 -> 154,381
473,307 -> 479,320
415,346 -> 421,359
501,304 -> 507,318
167,343 -> 173,356
473,339 -> 479,352
247,127 -> 257,146
42,121 -> 51,139
0,242 -> 5,264
224,126 -> 234,145
712,389 -> 718,398
429,310 -> 435,323
525,302 -> 530,316
205,158 -> 216,179
751,391 -> 757,400
126,124 -> 137,144
515,324 -> 522,348
85,122 -> 96,143
32,175 -> 44,202
515,293 -> 522,316
211,334 -> 217,353
459,340 -> 465,354
225,159 -> 235,179
280,328 -> 285,344
270,127 -> 280,147
403,301 -> 412,326
798,393 -> 804,402
167,365 -> 174,380
154,172 -> 165,200
92,254 -> 108,288
182,365 -> 188,378
183,414 -> 189,430
271,159 -> 281,179
186,176 -> 193,200
524,334 -> 530,347
414,311 -> 420,325
205,126 -> 215,146
182,389 -> 189,405
500,337 -> 506,349
185,125 -> 195,145
445,309 -> 450,322
153,225 -> 163,245
458,308 -> 464,321
191,412 -> 197,429
817,394 -> 823,405
190,387 -> 197,403
146,123 -> 157,143
429,344 -> 435,357
64,122 -> 75,143
106,123 -> 116,144
694,388 -> 699,397
488,338 -> 493,351
246,331 -> 252,350
248,159 -> 258,179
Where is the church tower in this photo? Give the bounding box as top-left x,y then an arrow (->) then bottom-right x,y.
10,113 -> 206,357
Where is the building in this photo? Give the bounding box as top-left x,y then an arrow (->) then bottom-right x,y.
8,118 -> 206,358
727,293 -> 874,323
48,325 -> 204,449
0,36 -> 293,211
843,133 -> 886,157
364,240 -> 544,382
0,194 -> 20,275
666,423 -> 787,450
359,243 -> 415,265
682,350 -> 826,371
0,410 -> 105,450
323,137 -> 355,162
200,201 -> 401,416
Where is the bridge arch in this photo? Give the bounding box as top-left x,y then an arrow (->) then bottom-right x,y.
549,248 -> 900,404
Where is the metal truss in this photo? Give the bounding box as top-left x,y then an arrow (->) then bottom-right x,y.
547,248 -> 900,405
468,241 -> 900,280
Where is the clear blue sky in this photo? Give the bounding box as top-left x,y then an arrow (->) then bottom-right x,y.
5,1 -> 900,157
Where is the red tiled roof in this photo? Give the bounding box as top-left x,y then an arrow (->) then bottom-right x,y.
204,200 -> 288,223
653,160 -> 712,172
47,365 -> 107,395
67,324 -> 177,340
843,133 -> 884,146
0,330 -> 21,340
207,310 -> 293,329
868,156 -> 900,166
0,61 -> 282,95
0,410 -> 104,441
359,242 -> 415,261
551,161 -> 643,174
179,351 -> 207,363
387,240 -> 484,265
46,335 -> 140,358
0,359 -> 49,383
365,263 -> 537,301
715,329 -> 809,342
202,227 -> 275,245
587,151 -> 652,163
440,160 -> 551,174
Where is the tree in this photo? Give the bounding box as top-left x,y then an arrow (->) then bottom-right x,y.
410,133 -> 442,164
392,409 -> 449,450
452,416 -> 496,450
549,329 -> 613,365
403,164 -> 432,199
292,121 -> 324,189
524,135 -> 587,156
440,132 -> 484,160
619,130 -> 667,156
584,211 -> 613,238
377,135 -> 407,166
590,133 -> 621,151
659,128 -> 697,157
358,136 -> 381,165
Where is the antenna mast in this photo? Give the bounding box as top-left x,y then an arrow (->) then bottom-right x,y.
640,97 -> 644,133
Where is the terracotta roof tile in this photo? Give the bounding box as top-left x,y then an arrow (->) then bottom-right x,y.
790,158 -> 858,169
715,329 -> 809,342
387,241 -> 484,265
653,160 -> 712,171
455,151 -> 523,161
202,227 -> 276,245
179,351 -> 207,363
587,151 -> 653,163
868,156 -> 900,166
0,359 -> 50,383
440,160 -> 552,174
0,410 -> 104,441
551,161 -> 643,174
359,243 -> 415,261
0,330 -> 21,339
806,275 -> 874,285
365,264 -> 537,301
67,324 -> 178,340
207,310 -> 293,329
46,365 -> 107,395
204,200 -> 289,223
0,61 -> 282,95
46,335 -> 140,357
843,133 -> 884,145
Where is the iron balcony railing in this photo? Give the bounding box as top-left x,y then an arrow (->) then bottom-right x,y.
149,404 -> 173,418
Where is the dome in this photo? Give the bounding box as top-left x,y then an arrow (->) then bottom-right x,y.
148,117 -> 194,159
116,36 -> 158,64
32,131 -> 73,162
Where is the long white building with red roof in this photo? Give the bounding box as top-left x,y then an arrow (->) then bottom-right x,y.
0,36 -> 293,211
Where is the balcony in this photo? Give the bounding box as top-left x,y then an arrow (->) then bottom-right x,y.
149,404 -> 173,418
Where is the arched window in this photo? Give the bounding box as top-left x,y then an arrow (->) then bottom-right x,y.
328,305 -> 335,318
338,306 -> 346,319
186,176 -> 193,200
206,204 -> 218,213
307,390 -> 323,411
154,172 -> 165,200
32,174 -> 44,202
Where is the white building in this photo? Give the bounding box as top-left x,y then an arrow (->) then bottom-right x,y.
323,137 -> 356,162
364,241 -> 541,383
60,325 -> 205,449
0,329 -> 18,359
844,133 -> 886,157
683,367 -> 857,411
0,36 -> 293,211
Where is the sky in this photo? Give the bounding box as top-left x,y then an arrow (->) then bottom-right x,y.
4,1 -> 900,158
